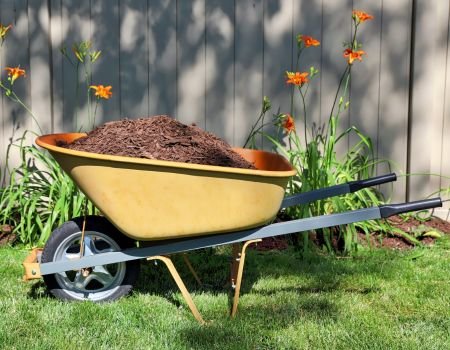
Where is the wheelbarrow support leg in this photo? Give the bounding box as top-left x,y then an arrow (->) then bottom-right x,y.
147,256 -> 205,325
182,253 -> 203,287
230,239 -> 261,317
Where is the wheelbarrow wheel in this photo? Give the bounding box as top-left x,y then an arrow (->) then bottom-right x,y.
41,216 -> 140,302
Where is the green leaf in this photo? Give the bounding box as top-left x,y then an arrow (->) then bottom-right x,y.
422,231 -> 442,239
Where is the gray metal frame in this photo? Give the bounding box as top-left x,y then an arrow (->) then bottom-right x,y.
38,173 -> 441,276
40,207 -> 381,275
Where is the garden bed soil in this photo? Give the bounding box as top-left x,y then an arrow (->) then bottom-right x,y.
0,225 -> 16,246
376,215 -> 450,250
252,215 -> 450,252
60,115 -> 255,169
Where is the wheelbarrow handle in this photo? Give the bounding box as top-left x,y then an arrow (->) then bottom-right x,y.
281,173 -> 397,208
348,172 -> 397,192
379,197 -> 442,218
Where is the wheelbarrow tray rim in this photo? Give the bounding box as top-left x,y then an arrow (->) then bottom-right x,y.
36,133 -> 297,177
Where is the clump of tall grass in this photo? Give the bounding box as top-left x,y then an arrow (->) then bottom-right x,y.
245,10 -> 394,254
0,30 -> 107,246
0,131 -> 96,246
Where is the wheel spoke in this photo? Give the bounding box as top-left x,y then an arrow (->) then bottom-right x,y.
73,271 -> 88,289
82,236 -> 96,257
91,265 -> 115,286
89,270 -> 114,287
57,272 -> 73,284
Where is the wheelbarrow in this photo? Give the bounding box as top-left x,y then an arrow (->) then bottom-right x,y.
23,133 -> 442,324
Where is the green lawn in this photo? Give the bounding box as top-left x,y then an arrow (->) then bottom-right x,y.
0,240 -> 449,350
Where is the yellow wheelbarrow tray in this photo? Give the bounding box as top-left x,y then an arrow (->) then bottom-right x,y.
23,133 -> 442,324
35,133 -> 297,241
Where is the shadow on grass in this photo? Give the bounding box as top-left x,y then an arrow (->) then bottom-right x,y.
254,284 -> 380,295
178,297 -> 340,349
25,245 -> 396,327
27,280 -> 50,299
133,246 -> 394,318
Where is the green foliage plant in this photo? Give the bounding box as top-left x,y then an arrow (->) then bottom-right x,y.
0,23 -> 110,246
245,10 -> 393,254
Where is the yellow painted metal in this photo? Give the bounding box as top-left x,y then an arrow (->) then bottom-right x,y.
36,133 -> 296,241
230,240 -> 261,317
147,256 -> 205,324
22,248 -> 43,280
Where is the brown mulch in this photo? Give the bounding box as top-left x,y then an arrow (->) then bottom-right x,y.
376,215 -> 450,250
0,225 -> 16,246
387,214 -> 450,234
60,115 -> 255,169
252,215 -> 450,252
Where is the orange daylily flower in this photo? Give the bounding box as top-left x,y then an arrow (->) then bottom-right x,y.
352,10 -> 374,23
90,85 -> 112,99
286,71 -> 309,86
298,35 -> 320,47
343,48 -> 366,65
0,23 -> 12,41
4,66 -> 26,84
282,114 -> 295,133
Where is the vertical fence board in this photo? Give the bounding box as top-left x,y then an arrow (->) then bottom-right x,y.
147,0 -> 177,117
263,0 -> 294,150
292,0 -> 322,146
349,0 -> 382,179
377,0 -> 412,201
205,0 -> 235,142
320,0 -> 352,159
409,0 -> 449,201
60,0 -> 91,130
90,0 -> 120,125
28,0 -> 52,134
0,0 -> 30,176
427,0 -> 449,205
177,0 -> 206,127
119,0 -> 149,119
49,0 -> 64,132
234,0 -> 264,147
0,0 -> 13,172
439,2 -> 450,219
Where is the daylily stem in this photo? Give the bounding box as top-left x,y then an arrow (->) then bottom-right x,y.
0,82 -> 43,134
243,106 -> 269,148
299,86 -> 308,146
326,22 -> 359,142
93,99 -> 98,127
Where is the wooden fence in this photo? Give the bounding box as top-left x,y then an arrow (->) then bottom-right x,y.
0,0 -> 449,218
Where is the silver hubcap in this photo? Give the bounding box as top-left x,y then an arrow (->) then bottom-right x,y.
54,231 -> 126,301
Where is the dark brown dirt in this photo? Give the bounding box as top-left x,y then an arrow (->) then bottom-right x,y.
60,115 -> 255,169
387,214 -> 450,234
0,225 -> 16,246
252,215 -> 450,252
357,215 -> 450,250
253,237 -> 290,251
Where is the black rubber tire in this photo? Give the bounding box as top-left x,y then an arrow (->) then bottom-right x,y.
41,216 -> 140,302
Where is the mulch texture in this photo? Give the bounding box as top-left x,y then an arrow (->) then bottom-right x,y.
251,215 -> 450,252
61,115 -> 255,169
0,225 -> 16,246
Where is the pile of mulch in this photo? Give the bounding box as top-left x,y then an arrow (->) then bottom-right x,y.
60,115 -> 255,169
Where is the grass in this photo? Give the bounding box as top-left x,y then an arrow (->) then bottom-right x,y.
0,240 -> 449,350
